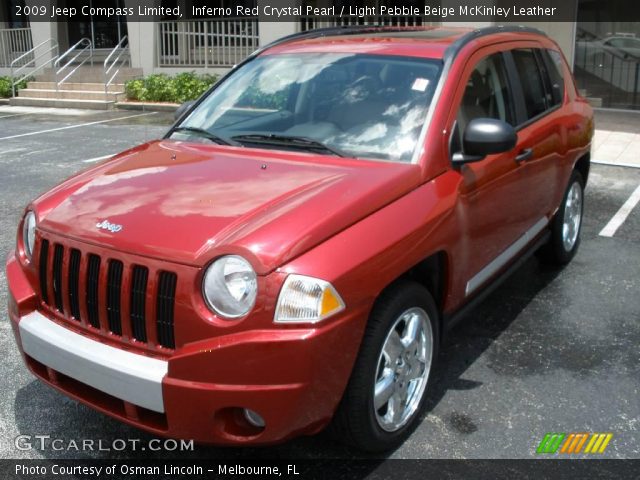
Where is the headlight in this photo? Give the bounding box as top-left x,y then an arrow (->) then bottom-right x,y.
22,211 -> 37,261
275,274 -> 345,324
202,255 -> 257,318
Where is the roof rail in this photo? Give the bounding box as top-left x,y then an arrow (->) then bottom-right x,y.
258,25 -> 427,54
443,25 -> 547,62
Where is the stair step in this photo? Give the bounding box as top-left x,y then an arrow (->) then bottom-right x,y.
9,97 -> 115,110
587,97 -> 603,108
28,82 -> 124,92
34,66 -> 142,83
18,89 -> 124,101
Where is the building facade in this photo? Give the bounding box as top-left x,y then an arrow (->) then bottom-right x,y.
0,0 -> 638,110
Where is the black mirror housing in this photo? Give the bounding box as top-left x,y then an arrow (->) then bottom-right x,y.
174,100 -> 196,121
453,118 -> 517,165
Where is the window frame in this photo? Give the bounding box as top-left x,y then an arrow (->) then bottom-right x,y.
503,48 -> 564,131
448,50 -> 519,160
539,48 -> 567,107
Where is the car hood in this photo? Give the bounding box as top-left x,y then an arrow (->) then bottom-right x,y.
36,140 -> 420,273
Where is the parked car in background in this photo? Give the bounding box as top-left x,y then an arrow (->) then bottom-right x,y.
7,26 -> 593,452
576,34 -> 640,62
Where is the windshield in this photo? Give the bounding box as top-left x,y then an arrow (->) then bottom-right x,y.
173,53 -> 442,162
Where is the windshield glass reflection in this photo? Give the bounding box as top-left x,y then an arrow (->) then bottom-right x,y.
175,53 -> 442,162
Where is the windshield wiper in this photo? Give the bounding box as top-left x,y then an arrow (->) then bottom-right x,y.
172,126 -> 235,146
232,134 -> 346,157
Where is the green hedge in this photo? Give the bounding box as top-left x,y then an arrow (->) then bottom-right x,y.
125,72 -> 218,103
0,76 -> 30,98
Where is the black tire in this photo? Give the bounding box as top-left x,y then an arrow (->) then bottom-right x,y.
330,281 -> 439,452
540,170 -> 585,265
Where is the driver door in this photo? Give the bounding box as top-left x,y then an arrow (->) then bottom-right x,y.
448,48 -> 532,297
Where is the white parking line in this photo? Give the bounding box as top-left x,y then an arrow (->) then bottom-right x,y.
0,112 -> 157,141
599,183 -> 640,237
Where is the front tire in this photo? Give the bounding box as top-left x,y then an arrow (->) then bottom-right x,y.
331,282 -> 439,452
541,170 -> 585,265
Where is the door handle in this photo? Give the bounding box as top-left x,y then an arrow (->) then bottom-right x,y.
515,148 -> 533,162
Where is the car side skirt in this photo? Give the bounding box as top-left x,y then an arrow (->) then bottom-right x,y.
442,228 -> 551,333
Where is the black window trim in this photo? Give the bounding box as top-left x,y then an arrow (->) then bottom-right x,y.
533,48 -> 554,110
504,48 -> 563,132
539,48 -> 566,107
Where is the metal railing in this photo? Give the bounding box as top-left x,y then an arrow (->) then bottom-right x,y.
157,18 -> 259,67
0,28 -> 33,67
575,39 -> 640,107
54,37 -> 93,91
10,38 -> 59,97
298,15 -> 427,31
104,35 -> 130,98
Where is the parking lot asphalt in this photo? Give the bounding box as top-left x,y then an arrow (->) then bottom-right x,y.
0,107 -> 638,461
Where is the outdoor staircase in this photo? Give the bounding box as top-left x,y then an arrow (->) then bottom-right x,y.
10,66 -> 142,110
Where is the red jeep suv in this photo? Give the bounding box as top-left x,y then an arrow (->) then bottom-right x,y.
7,26 -> 593,451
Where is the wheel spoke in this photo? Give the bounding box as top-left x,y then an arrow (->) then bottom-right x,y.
374,368 -> 395,410
407,355 -> 426,380
383,330 -> 403,362
402,313 -> 421,349
389,393 -> 404,424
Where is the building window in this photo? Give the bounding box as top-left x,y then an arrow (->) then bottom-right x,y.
4,0 -> 30,28
575,0 -> 640,110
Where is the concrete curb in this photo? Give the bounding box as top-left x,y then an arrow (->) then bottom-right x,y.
115,102 -> 179,112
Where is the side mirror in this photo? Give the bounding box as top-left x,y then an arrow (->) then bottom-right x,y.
174,100 -> 196,121
452,118 -> 517,165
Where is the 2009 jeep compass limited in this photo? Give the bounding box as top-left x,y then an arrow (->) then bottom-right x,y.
7,26 -> 593,451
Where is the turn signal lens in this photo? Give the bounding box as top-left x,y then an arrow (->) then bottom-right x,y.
274,274 -> 345,324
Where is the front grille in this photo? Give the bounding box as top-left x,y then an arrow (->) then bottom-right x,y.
52,244 -> 64,312
106,260 -> 124,335
130,266 -> 149,343
68,249 -> 81,320
156,272 -> 177,349
36,240 -> 177,350
86,254 -> 101,329
38,240 -> 50,305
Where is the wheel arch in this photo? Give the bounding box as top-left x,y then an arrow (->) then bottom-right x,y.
574,151 -> 590,186
374,250 -> 450,338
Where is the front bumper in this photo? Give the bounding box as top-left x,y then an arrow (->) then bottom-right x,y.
19,311 -> 167,412
7,252 -> 368,444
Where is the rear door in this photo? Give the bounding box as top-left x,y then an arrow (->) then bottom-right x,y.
505,47 -> 567,226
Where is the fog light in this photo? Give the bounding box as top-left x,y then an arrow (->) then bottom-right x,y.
243,409 -> 265,428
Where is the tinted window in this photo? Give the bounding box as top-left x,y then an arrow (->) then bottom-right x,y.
178,53 -> 442,163
457,53 -> 515,135
512,49 -> 548,120
543,49 -> 566,106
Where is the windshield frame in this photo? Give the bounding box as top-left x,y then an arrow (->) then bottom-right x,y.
165,50 -> 444,165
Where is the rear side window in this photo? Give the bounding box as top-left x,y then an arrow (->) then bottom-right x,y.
511,49 -> 548,120
543,49 -> 566,106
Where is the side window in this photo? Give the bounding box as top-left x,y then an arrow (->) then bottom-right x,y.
511,49 -> 548,120
542,49 -> 566,106
456,53 -> 515,137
